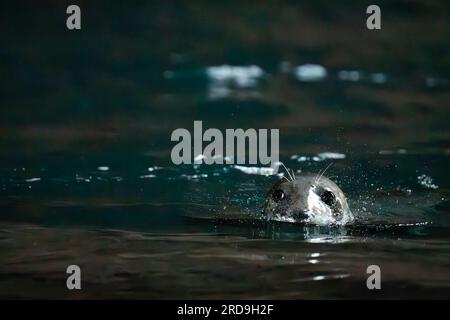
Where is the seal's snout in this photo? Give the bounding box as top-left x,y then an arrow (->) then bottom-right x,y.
293,211 -> 309,221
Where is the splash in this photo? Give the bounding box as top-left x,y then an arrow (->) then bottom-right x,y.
417,174 -> 439,189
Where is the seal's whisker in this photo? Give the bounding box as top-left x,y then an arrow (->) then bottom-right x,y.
279,162 -> 294,181
281,176 -> 290,182
315,162 -> 334,184
291,169 -> 296,180
314,168 -> 324,184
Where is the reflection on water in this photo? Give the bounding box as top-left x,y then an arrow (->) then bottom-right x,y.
0,0 -> 450,298
2,224 -> 450,299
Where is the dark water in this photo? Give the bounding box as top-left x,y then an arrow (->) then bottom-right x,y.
1,1 -> 450,298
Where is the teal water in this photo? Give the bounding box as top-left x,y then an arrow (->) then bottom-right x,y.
0,1 -> 450,298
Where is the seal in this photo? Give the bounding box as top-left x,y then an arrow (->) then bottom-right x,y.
262,168 -> 354,226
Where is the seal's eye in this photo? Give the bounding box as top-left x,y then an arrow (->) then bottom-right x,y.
320,190 -> 336,207
272,189 -> 285,202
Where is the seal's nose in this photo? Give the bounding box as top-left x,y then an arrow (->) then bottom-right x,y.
293,211 -> 309,221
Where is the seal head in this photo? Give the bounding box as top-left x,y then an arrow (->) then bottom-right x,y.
263,173 -> 353,225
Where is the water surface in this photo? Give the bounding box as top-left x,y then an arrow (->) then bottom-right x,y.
0,0 -> 449,299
